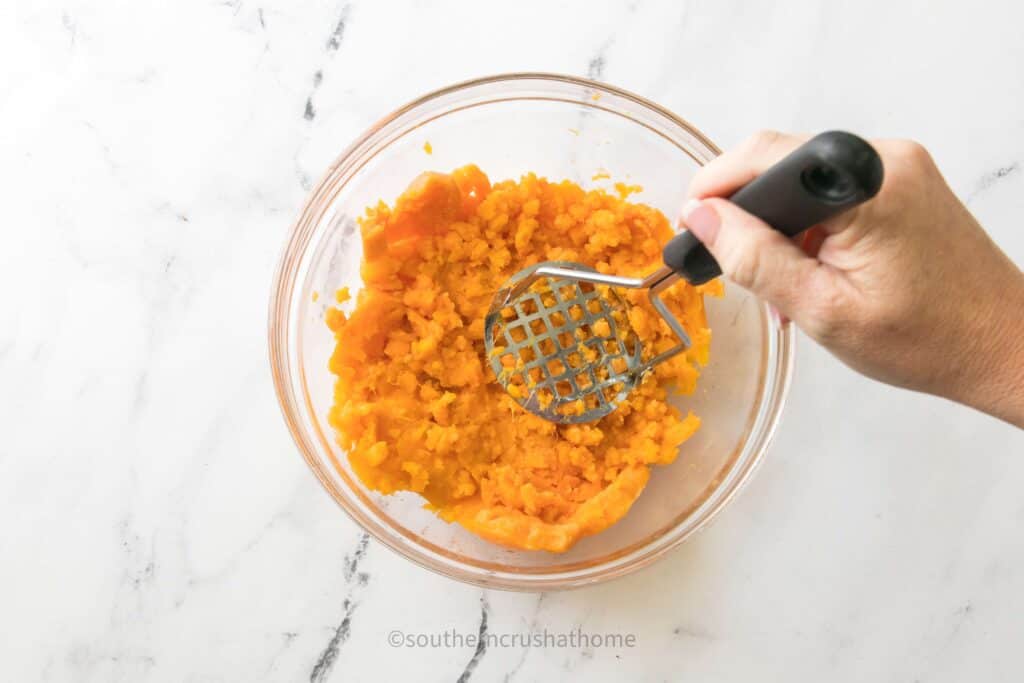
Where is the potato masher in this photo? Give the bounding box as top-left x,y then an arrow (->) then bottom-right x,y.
484,131 -> 884,423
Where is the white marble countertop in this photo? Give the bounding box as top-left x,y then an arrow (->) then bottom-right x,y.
4,1 -> 1024,681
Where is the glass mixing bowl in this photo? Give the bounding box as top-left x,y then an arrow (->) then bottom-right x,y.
268,73 -> 794,590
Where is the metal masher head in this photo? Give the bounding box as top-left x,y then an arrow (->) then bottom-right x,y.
484,261 -> 691,423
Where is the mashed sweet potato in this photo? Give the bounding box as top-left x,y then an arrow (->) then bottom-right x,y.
325,166 -> 719,552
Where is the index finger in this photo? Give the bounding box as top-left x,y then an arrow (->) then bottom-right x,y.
687,130 -> 809,199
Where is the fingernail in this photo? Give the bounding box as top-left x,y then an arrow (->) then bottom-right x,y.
681,198 -> 720,244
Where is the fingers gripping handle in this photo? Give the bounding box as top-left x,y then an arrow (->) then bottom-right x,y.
663,131 -> 885,285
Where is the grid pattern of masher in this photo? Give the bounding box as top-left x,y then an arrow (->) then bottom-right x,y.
486,276 -> 642,422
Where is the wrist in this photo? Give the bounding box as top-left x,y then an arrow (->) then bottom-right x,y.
952,277 -> 1024,428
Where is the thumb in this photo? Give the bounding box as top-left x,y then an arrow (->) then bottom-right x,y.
680,197 -> 819,316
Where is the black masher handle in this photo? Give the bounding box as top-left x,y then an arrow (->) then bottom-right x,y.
663,131 -> 884,285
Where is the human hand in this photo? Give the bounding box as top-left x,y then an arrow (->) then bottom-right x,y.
681,131 -> 1024,427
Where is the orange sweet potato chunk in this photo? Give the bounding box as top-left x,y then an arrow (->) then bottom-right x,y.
325,164 -> 714,552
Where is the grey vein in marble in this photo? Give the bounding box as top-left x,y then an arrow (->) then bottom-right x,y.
309,532 -> 371,683
305,4 -> 352,122
326,5 -> 350,52
966,162 -> 1020,205
456,594 -> 490,683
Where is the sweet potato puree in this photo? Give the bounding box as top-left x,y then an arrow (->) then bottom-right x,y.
325,166 -> 719,552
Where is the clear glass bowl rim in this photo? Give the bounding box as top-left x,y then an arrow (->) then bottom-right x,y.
268,72 -> 795,591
